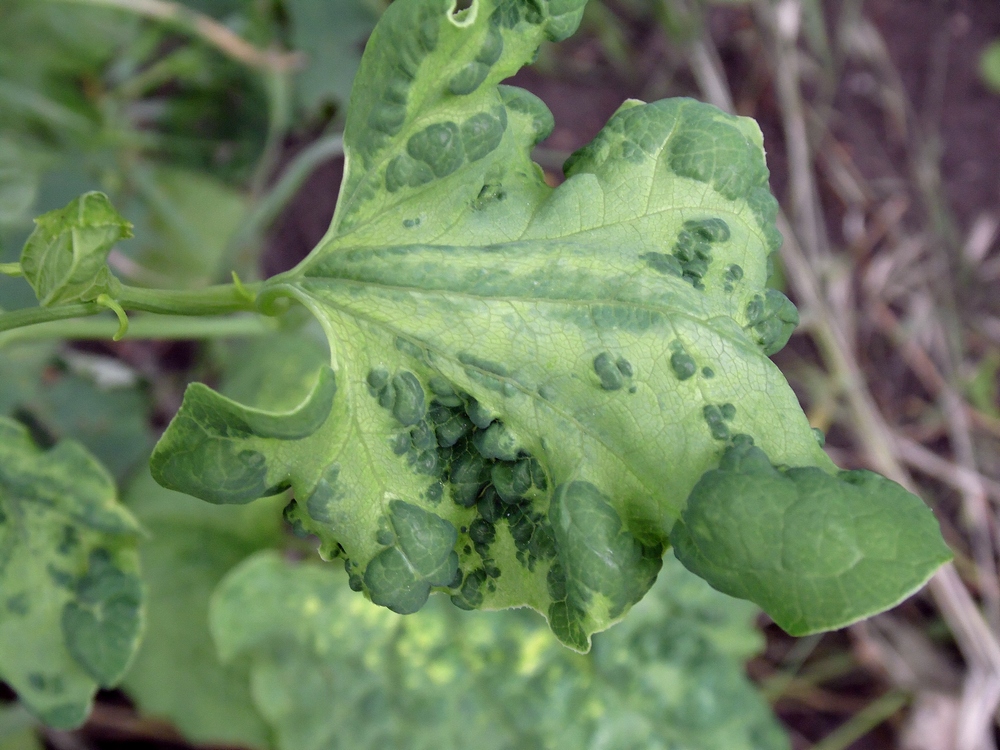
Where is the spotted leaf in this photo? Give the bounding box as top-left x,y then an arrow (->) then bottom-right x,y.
151,0 -> 948,649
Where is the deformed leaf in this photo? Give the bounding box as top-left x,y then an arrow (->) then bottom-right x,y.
670,438 -> 953,635
19,191 -> 131,306
209,551 -> 789,750
151,0 -> 949,649
0,417 -> 143,728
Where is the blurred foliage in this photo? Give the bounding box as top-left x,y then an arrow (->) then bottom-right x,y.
209,551 -> 788,750
981,40 -> 1000,94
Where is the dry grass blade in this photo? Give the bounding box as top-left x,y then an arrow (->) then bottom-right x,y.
48,0 -> 304,72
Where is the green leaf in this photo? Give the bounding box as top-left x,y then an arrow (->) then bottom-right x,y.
121,469 -> 282,749
0,417 -> 143,729
287,0 -> 380,112
670,438 -> 953,635
210,550 -> 789,750
19,192 -> 131,306
151,0 -> 946,650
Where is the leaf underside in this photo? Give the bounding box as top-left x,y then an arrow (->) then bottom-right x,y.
0,418 -> 143,728
151,0 -> 949,648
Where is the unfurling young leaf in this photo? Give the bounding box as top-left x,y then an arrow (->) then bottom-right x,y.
0,417 -> 144,728
20,191 -> 131,306
151,0 -> 950,649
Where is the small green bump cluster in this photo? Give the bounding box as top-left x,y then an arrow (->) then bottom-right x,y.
745,288 -> 800,356
472,182 -> 506,210
703,403 -> 737,441
723,264 -> 744,293
365,14 -> 439,138
668,340 -> 697,381
640,218 -> 731,290
368,366 -> 442,475
385,108 -> 508,192
448,24 -> 504,95
304,463 -> 345,525
592,351 -> 635,391
458,351 -> 520,396
366,365 -> 557,607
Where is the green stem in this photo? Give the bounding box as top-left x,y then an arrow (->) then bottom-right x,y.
0,303 -> 102,334
0,262 -> 22,277
0,313 -> 277,347
115,282 -> 262,316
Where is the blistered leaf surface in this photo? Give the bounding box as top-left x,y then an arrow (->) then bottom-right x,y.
0,418 -> 143,728
671,439 -> 953,635
20,191 -> 130,306
152,0 -> 947,646
210,551 -> 789,750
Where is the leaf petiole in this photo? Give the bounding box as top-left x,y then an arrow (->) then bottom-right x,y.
0,280 -> 266,337
0,262 -> 22,277
0,312 -> 278,348
0,302 -> 103,334
115,281 -> 263,316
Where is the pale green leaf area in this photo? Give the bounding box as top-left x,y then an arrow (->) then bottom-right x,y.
287,0 -> 380,112
151,0 -> 949,649
121,470 -> 284,750
671,438 -> 953,635
211,550 -> 789,750
214,320 -> 332,411
128,166 -> 248,289
20,192 -> 132,306
0,418 -> 143,729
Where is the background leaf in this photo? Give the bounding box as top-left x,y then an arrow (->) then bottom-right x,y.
286,0 -> 380,114
210,550 -> 789,750
0,418 -> 143,729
